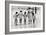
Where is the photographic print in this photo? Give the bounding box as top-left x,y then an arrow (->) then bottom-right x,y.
9,4 -> 43,32
5,1 -> 45,34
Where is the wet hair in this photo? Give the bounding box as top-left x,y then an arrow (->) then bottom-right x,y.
16,12 -> 18,14
27,7 -> 31,10
28,11 -> 31,14
20,10 -> 22,12
32,12 -> 34,16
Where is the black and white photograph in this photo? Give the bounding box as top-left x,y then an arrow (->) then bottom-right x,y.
9,4 -> 43,32
5,1 -> 45,34
0,0 -> 46,35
